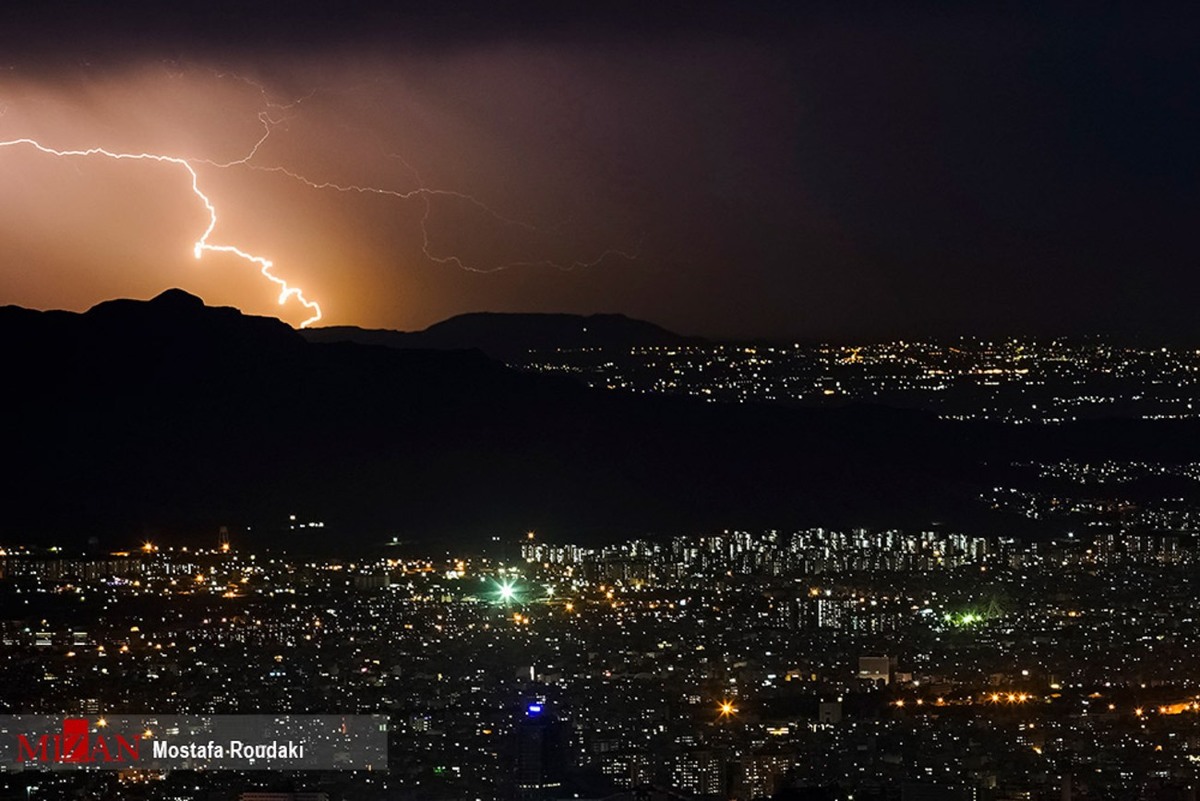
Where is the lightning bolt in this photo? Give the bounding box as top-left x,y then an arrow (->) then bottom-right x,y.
0,131 -> 323,327
0,72 -> 639,326
208,69 -> 316,112
217,161 -> 641,274
189,73 -> 639,273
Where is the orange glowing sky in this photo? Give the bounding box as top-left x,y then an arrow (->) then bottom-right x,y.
0,58 -> 654,329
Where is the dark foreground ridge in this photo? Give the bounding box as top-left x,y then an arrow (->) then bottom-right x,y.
302,311 -> 702,361
3,290 -> 1199,552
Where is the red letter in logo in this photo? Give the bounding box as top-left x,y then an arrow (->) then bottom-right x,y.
16,735 -> 48,763
115,734 -> 141,762
60,718 -> 89,763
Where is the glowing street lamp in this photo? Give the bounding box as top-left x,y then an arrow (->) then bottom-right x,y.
495,579 -> 518,604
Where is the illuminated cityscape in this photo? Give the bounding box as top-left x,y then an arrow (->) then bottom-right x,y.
2,524 -> 1200,799
518,340 -> 1200,424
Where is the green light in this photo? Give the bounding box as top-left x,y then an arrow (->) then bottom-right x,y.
495,579 -> 518,603
947,610 -> 985,628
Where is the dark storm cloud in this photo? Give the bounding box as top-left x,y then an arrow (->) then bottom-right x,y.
1,1 -> 802,62
1,2 -> 1197,339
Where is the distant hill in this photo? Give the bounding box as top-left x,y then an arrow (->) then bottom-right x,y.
3,290 -> 1199,553
302,312 -> 701,360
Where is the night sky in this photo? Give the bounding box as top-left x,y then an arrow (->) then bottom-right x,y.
0,2 -> 1196,339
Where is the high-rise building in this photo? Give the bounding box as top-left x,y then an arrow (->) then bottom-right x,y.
738,752 -> 792,799
515,703 -> 568,799
671,748 -> 724,797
